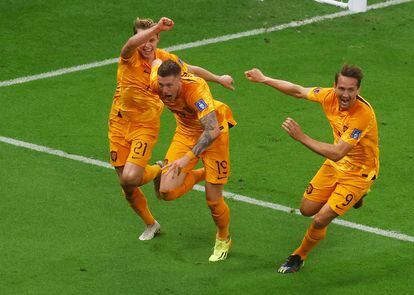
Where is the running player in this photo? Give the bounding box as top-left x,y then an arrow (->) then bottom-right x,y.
109,17 -> 234,241
245,65 -> 379,273
150,59 -> 236,261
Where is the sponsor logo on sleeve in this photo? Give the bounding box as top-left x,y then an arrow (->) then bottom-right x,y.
195,99 -> 208,111
350,128 -> 362,140
110,151 -> 117,162
313,87 -> 321,94
306,183 -> 314,194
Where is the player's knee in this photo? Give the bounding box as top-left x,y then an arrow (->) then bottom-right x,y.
162,193 -> 175,201
300,207 -> 315,217
159,182 -> 175,195
120,173 -> 142,188
159,184 -> 168,194
120,175 -> 132,187
158,188 -> 174,201
312,215 -> 328,229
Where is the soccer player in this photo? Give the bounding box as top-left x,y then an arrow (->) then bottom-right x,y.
108,17 -> 234,241
149,59 -> 236,261
245,65 -> 379,273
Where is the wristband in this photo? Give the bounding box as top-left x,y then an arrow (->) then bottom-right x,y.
185,150 -> 197,160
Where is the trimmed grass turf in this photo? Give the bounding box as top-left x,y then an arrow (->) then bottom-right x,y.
1,1 -> 414,294
0,0 -> 343,81
0,144 -> 412,294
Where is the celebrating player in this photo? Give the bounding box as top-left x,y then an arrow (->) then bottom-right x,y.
245,65 -> 379,273
150,59 -> 236,261
108,17 -> 234,241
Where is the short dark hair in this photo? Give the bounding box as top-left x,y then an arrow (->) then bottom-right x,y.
335,64 -> 364,88
158,59 -> 181,77
133,18 -> 156,35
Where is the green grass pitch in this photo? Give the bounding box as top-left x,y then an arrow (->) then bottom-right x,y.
1,1 -> 413,294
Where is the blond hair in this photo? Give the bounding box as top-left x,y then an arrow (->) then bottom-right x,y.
133,18 -> 156,34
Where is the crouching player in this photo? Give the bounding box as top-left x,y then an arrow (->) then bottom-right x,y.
151,59 -> 236,262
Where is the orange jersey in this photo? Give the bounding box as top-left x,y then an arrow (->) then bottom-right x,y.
307,87 -> 379,178
150,71 -> 236,141
111,48 -> 187,124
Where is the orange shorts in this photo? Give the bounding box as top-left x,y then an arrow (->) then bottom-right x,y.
304,163 -> 374,216
163,131 -> 230,184
108,112 -> 159,168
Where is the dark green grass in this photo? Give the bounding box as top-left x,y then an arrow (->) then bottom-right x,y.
0,144 -> 413,295
0,0 -> 344,81
0,0 -> 387,80
1,1 -> 414,294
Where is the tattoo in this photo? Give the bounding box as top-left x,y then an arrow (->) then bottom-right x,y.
192,112 -> 219,156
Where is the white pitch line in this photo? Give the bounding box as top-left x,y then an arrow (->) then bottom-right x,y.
1,135 -> 413,243
0,0 -> 412,88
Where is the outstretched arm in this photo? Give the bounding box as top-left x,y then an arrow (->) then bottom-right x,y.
245,68 -> 311,99
121,17 -> 174,59
188,65 -> 235,90
282,117 -> 353,162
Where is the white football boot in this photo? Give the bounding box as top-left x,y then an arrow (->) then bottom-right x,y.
138,220 -> 161,241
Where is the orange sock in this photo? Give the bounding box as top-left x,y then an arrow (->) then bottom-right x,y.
140,164 -> 162,185
163,168 -> 205,201
192,168 -> 205,183
207,197 -> 230,240
127,188 -> 155,225
293,223 -> 327,260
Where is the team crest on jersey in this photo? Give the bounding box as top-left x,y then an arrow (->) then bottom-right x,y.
350,128 -> 362,139
306,183 -> 314,194
195,99 -> 208,111
313,87 -> 321,94
110,151 -> 117,162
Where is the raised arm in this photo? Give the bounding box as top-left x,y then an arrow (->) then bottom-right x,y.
121,17 -> 174,59
245,68 -> 311,99
187,65 -> 235,90
282,118 -> 353,162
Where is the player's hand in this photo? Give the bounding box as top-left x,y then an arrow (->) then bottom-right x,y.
157,17 -> 174,32
218,75 -> 235,91
151,58 -> 162,68
244,68 -> 266,83
165,155 -> 191,179
281,117 -> 305,142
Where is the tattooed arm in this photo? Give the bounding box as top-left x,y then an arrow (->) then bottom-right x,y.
192,112 -> 221,156
165,112 -> 220,176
